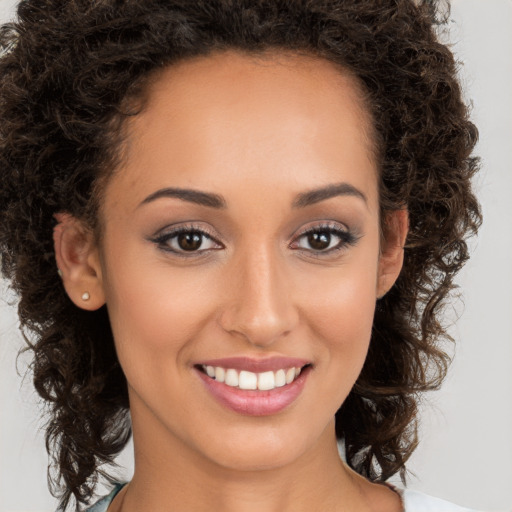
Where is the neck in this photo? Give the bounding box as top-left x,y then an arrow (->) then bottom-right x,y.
120,420 -> 365,511
114,393 -> 401,512
125,446 -> 361,512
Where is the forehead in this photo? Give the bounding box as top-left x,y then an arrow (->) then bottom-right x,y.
107,50 -> 378,212
146,49 -> 366,104
134,50 -> 374,150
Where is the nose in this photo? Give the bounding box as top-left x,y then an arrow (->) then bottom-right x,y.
218,246 -> 299,347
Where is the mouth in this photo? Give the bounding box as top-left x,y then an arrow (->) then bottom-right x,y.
194,358 -> 313,416
196,363 -> 310,391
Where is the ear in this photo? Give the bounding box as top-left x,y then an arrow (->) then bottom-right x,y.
376,209 -> 408,299
53,212 -> 105,311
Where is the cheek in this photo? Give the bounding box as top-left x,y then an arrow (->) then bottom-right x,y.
301,251 -> 379,344
101,247 -> 219,386
308,276 -> 376,377
297,248 -> 379,394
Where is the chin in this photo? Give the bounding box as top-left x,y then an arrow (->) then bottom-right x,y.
207,444 -> 305,473
196,421 -> 330,473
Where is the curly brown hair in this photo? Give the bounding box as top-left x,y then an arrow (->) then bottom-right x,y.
0,0 -> 481,510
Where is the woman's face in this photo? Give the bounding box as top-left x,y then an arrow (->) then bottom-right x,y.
92,51 -> 403,471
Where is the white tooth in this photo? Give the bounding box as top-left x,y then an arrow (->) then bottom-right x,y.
275,369 -> 286,387
206,365 -> 215,378
214,366 -> 225,383
238,370 -> 257,390
285,368 -> 295,384
225,369 -> 239,387
294,366 -> 301,378
258,371 -> 275,391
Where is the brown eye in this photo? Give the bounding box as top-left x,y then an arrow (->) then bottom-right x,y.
152,227 -> 222,256
177,232 -> 203,251
307,231 -> 331,250
292,224 -> 359,255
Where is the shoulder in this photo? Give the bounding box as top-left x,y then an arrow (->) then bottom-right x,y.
397,488 -> 479,512
81,483 -> 126,512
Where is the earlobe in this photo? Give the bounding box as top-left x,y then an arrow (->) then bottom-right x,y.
53,213 -> 106,311
376,209 -> 409,299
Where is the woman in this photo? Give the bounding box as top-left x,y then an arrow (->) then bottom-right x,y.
0,0 -> 482,511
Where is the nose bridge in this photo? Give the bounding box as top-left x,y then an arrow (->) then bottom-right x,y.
219,241 -> 298,346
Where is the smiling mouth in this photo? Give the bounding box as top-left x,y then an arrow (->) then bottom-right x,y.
196,364 -> 311,391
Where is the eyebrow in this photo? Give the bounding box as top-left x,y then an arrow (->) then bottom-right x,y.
292,182 -> 367,208
139,187 -> 227,209
139,181 -> 367,210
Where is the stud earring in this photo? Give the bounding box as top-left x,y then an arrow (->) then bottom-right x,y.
57,269 -> 63,278
81,292 -> 90,301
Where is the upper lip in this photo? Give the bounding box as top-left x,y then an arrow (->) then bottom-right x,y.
195,356 -> 310,373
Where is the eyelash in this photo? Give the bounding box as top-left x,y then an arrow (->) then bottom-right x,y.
150,224 -> 222,258
290,222 -> 360,258
150,222 -> 359,258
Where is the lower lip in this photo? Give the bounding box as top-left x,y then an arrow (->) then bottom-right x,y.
196,367 -> 310,416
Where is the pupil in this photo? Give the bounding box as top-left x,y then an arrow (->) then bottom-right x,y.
308,231 -> 330,250
178,232 -> 202,251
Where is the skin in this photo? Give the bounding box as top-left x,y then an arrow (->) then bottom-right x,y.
54,50 -> 407,511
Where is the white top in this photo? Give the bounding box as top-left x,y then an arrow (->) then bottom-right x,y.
396,487 -> 477,512
84,483 -> 479,512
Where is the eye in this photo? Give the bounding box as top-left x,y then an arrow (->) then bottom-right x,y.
151,225 -> 223,256
290,223 -> 359,255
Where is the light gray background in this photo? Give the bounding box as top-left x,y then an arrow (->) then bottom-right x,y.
1,0 -> 511,510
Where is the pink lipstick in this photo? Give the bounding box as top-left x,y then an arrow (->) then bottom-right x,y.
194,357 -> 311,416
